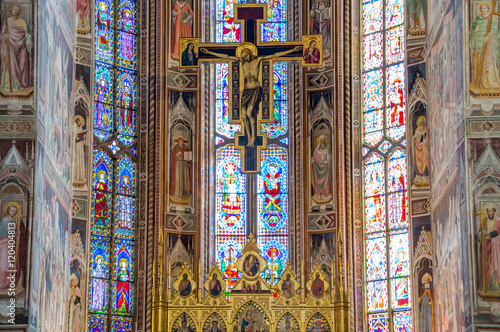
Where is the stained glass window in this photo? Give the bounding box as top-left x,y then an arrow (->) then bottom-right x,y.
362,0 -> 411,329
90,0 -> 138,330
214,0 -> 289,286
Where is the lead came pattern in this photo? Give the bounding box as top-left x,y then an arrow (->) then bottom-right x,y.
362,0 -> 411,329
89,0 -> 138,329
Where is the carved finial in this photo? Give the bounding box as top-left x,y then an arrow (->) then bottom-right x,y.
248,233 -> 255,243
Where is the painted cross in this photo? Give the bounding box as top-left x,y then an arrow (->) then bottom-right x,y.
180,3 -> 323,173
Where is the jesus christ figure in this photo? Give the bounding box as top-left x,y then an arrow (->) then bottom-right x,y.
200,45 -> 302,147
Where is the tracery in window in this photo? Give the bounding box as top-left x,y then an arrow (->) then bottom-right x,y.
89,0 -> 138,330
362,0 -> 411,330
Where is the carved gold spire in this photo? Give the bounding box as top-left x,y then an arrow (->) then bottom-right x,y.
333,231 -> 349,331
152,228 -> 168,332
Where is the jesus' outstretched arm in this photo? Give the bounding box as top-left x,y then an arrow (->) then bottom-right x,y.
262,45 -> 303,60
199,48 -> 239,61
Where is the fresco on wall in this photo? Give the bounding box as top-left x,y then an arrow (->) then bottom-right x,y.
76,0 -> 90,36
73,65 -> 91,192
308,89 -> 334,209
68,218 -> 87,332
0,0 -> 35,115
469,0 -> 500,98
308,0 -> 332,59
432,145 -> 471,331
408,0 -> 425,37
170,0 -> 194,64
427,0 -> 463,186
167,233 -> 195,288
0,140 -> 33,325
168,90 -> 195,209
469,138 -> 500,323
32,176 -> 71,331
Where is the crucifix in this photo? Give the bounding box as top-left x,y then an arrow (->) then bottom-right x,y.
180,3 -> 323,173
473,0 -> 500,89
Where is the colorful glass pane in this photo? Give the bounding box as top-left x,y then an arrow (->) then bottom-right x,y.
258,236 -> 288,281
113,281 -> 134,315
114,239 -> 134,281
365,195 -> 386,233
369,313 -> 389,332
216,236 -> 245,286
365,130 -> 384,147
261,62 -> 288,138
366,237 -> 387,281
391,277 -> 411,310
386,103 -> 405,128
216,145 -> 247,235
91,0 -> 137,326
386,0 -> 404,28
364,153 -> 385,197
90,235 -> 110,279
117,31 -> 137,69
386,25 -> 405,66
118,0 -> 136,33
389,233 -> 410,278
363,0 -> 410,324
89,314 -> 108,331
95,63 -> 114,104
258,145 -> 288,234
363,0 -> 383,34
393,311 -> 412,332
363,32 -> 383,71
387,148 -> 406,193
364,69 -> 384,111
386,63 -> 405,107
116,68 -> 137,109
367,280 -> 388,313
261,22 -> 287,42
111,316 -> 133,332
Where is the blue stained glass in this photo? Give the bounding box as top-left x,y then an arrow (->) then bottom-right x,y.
119,0 -> 136,33
114,239 -> 134,281
216,236 -> 245,286
91,0 -> 138,326
258,236 -> 288,281
111,316 -> 133,332
261,62 -> 288,138
118,31 -> 137,69
116,69 -> 137,109
258,145 -> 288,235
216,63 -> 241,138
95,24 -> 114,64
89,314 -> 108,331
391,277 -> 411,310
216,145 -> 247,235
95,63 -> 114,104
261,23 -> 287,42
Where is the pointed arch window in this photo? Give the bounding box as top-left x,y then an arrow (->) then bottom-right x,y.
362,0 -> 412,330
88,0 -> 138,330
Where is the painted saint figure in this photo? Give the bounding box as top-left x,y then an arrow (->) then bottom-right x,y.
179,274 -> 192,296
311,135 -> 333,204
73,115 -> 87,185
170,136 -> 192,203
478,204 -> 500,292
97,2 -> 111,54
90,256 -> 107,311
303,40 -> 321,64
117,175 -> 133,229
174,316 -> 194,332
120,9 -> 135,60
311,273 -> 324,297
205,319 -> 224,332
171,0 -> 193,58
209,274 -> 222,296
94,171 -> 109,222
308,320 -> 326,332
278,316 -> 297,332
68,273 -> 83,332
281,273 -> 294,297
412,116 -> 429,186
470,3 -> 500,89
182,42 -> 198,66
0,203 -> 26,292
309,0 -> 331,52
117,258 -> 130,281
0,5 -> 33,92
200,45 -> 302,147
